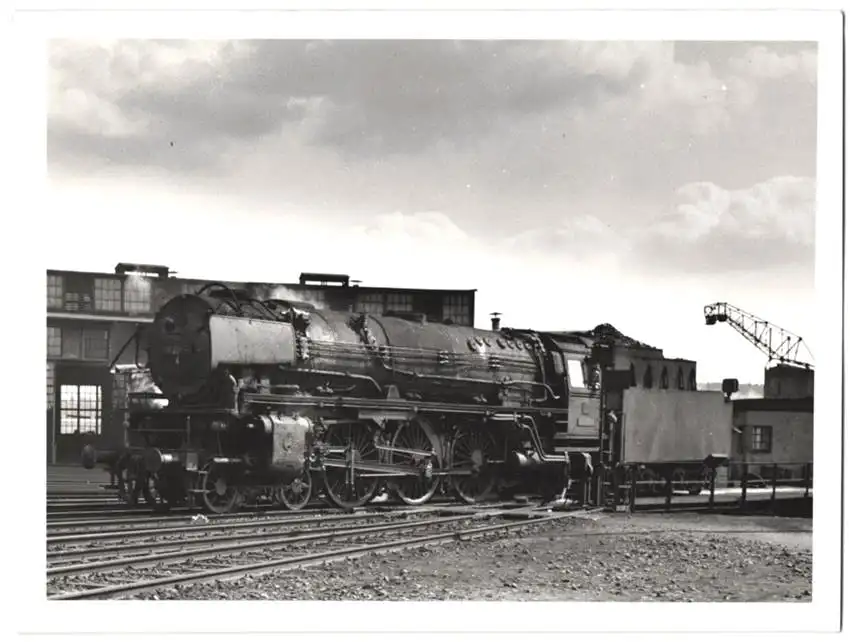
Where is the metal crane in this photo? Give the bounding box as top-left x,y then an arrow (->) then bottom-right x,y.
703,302 -> 814,370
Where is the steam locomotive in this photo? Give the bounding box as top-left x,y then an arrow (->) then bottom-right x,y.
82,282 -> 729,513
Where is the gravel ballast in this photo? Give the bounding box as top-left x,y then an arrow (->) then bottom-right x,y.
120,511 -> 811,602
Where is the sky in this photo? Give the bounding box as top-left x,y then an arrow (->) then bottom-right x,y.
45,38 -> 819,384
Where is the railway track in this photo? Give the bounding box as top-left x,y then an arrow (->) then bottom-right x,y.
46,505 -> 360,532
46,501 -> 512,540
47,504 -> 511,565
47,505 -> 600,600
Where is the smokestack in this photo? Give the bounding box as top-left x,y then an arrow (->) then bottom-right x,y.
490,312 -> 502,331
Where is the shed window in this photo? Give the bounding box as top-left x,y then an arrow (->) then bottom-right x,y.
94,278 -> 122,311
46,363 -> 55,409
83,328 -> 109,361
47,326 -> 62,358
356,293 -> 385,315
442,294 -> 472,326
123,277 -> 152,313
750,426 -> 772,453
386,293 -> 413,313
47,274 -> 64,309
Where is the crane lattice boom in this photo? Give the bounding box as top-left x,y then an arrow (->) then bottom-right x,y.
703,302 -> 814,370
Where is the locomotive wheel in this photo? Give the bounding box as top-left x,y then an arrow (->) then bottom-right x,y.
322,422 -> 381,510
689,467 -> 710,495
275,471 -> 314,511
637,467 -> 661,497
199,465 -> 239,514
114,463 -> 137,506
140,474 -> 171,511
389,418 -> 442,506
670,468 -> 688,493
448,427 -> 498,504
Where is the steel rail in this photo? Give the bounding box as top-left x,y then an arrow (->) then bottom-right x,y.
47,505 -> 542,579
49,507 -> 600,600
46,506 -> 344,531
47,508 -> 456,560
45,497 -> 506,532
46,506 -> 478,564
46,500 -> 516,544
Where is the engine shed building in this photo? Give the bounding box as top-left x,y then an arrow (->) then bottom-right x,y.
730,365 -> 814,484
45,263 -> 476,464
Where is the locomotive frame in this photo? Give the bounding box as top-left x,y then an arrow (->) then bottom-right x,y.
83,282 -> 728,513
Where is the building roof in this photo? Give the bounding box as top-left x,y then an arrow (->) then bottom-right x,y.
733,397 -> 814,413
47,267 -> 476,295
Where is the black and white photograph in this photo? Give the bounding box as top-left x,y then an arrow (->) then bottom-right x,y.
6,4 -> 843,638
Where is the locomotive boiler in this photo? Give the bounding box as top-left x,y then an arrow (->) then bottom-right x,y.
85,282 -> 611,513
85,281 -> 729,514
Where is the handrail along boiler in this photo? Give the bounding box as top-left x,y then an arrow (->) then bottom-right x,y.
84,283 -> 641,512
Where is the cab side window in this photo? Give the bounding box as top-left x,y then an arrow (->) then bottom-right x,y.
567,359 -> 587,389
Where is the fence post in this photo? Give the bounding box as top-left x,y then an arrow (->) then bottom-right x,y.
770,463 -> 778,514
804,463 -> 811,499
708,464 -> 716,512
609,465 -> 618,507
629,466 -> 637,512
665,474 -> 673,511
740,462 -> 748,512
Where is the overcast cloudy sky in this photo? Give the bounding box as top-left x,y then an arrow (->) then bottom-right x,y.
46,38 -> 819,384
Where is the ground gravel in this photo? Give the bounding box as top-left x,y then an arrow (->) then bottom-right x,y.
133,511 -> 811,602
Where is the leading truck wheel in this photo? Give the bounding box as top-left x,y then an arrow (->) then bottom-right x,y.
199,465 -> 239,514
448,426 -> 498,504
275,471 -> 313,511
321,422 -> 381,510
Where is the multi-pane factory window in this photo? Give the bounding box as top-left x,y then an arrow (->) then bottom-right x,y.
61,327 -> 82,359
59,384 -> 102,435
677,367 -> 685,390
47,274 -> 64,308
660,367 -> 669,389
94,278 -> 122,312
57,326 -> 108,360
386,293 -> 413,313
750,426 -> 772,453
83,328 -> 109,361
46,363 -> 55,409
356,293 -> 385,315
113,372 -> 129,409
63,291 -> 94,312
47,326 -> 62,358
442,294 -> 471,326
123,277 -> 152,313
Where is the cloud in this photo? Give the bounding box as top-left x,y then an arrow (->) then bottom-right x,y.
634,176 -> 815,273
729,45 -> 817,83
507,213 -> 625,264
46,39 -> 818,289
48,39 -> 748,172
358,211 -> 469,246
